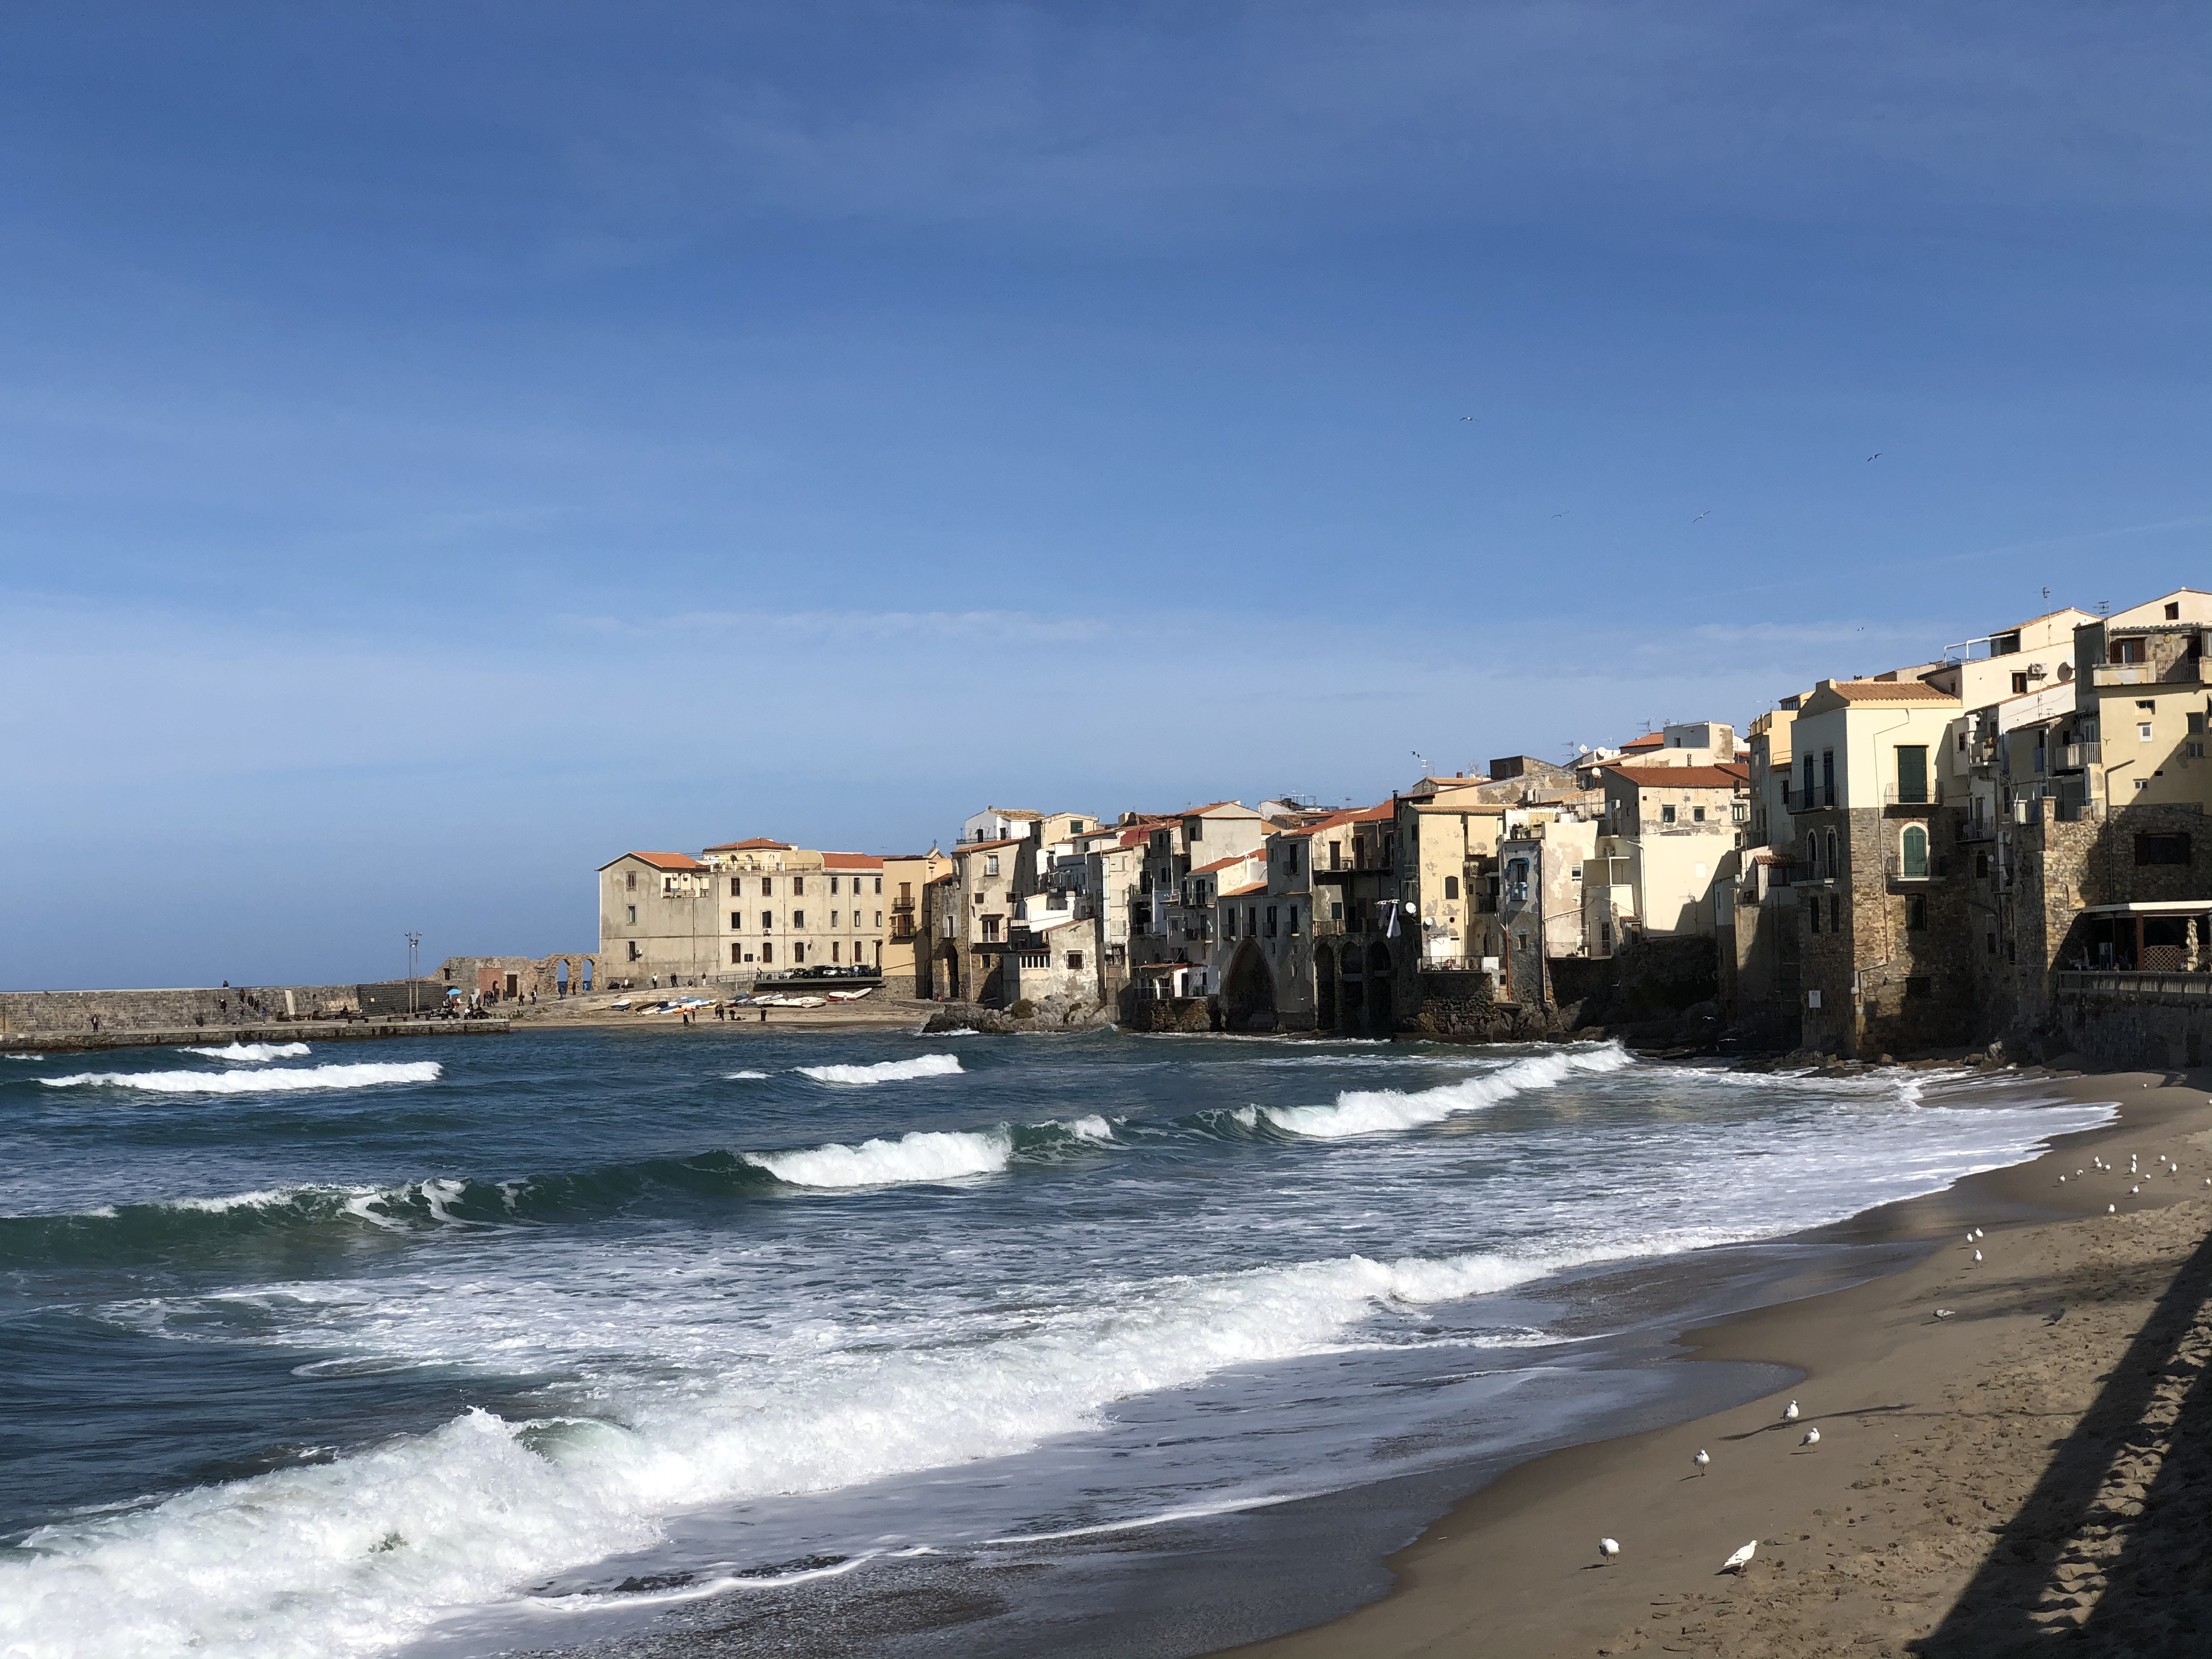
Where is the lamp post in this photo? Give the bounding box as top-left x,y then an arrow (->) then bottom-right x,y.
405,932 -> 421,1016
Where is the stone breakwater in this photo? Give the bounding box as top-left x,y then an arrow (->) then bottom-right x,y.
0,1019 -> 509,1056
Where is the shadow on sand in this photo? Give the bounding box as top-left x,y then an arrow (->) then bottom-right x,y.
1914,1223 -> 2212,1657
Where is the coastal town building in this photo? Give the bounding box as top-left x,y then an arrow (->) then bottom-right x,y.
597,840 -> 894,989
880,850 -> 951,996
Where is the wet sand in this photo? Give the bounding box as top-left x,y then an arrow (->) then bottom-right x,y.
1222,1067 -> 2212,1659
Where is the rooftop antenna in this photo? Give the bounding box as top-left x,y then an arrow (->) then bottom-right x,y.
2098,601 -> 2110,615
1411,749 -> 1430,775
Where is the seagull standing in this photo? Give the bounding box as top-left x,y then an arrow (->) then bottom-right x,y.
1801,1427 -> 1821,1448
1721,1540 -> 1757,1573
1973,1249 -> 1983,1262
1782,1400 -> 1800,1423
1694,1449 -> 1711,1475
2108,1203 -> 2117,1213
1599,1537 -> 1621,1564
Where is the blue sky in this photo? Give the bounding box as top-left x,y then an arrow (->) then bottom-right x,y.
2,1 -> 2205,988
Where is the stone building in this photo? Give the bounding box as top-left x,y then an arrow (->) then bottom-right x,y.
437,953 -> 599,1003
880,850 -> 951,996
920,810 -> 1093,1004
597,841 -> 894,990
1123,803 -> 1272,1008
1783,677 -> 1971,1055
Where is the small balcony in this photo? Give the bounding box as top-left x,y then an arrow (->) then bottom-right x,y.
1882,784 -> 1943,807
1885,854 -> 1948,884
2059,742 -> 2101,769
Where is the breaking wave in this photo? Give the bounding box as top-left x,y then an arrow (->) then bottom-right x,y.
0,1243 -> 1605,1659
1262,1043 -> 1632,1139
795,1053 -> 963,1086
37,1061 -> 442,1095
183,1042 -> 313,1062
724,1070 -> 772,1080
745,1128 -> 1012,1187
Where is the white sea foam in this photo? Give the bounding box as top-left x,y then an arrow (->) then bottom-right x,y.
723,1070 -> 772,1080
38,1061 -> 442,1095
745,1128 -> 1012,1188
158,1186 -> 312,1215
795,1053 -> 963,1086
0,1243 -> 1615,1659
1066,1115 -> 1115,1143
183,1042 -> 313,1062
1262,1043 -> 1632,1138
4,1052 -> 44,1061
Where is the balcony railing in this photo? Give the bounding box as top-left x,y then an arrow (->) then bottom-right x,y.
1885,855 -> 1946,883
1881,784 -> 1943,807
1417,956 -> 1495,974
2091,659 -> 2209,689
2060,742 -> 2101,769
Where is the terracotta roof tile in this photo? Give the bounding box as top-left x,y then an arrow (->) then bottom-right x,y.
703,837 -> 794,851
821,852 -> 885,870
1603,764 -> 1751,789
609,851 -> 703,871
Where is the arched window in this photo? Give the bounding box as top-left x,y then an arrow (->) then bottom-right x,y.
1825,828 -> 1839,877
1901,824 -> 1929,879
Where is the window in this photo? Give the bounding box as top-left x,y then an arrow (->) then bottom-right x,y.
1066,952 -> 1084,971
1900,824 -> 1929,879
760,943 -> 773,963
2011,672 -> 2029,695
2192,714 -> 2207,736
1809,900 -> 1821,935
730,878 -> 741,896
1444,875 -> 1460,900
832,942 -> 841,962
1265,906 -> 1279,937
985,855 -> 1000,877
1906,895 -> 1927,931
2140,722 -> 2156,742
1328,840 -> 1343,870
2112,637 -> 2146,664
730,911 -> 742,929
1288,905 -> 1301,934
1662,805 -> 1678,824
1693,806 -> 1707,823
2168,602 -> 2183,620
873,877 -> 883,895
1825,828 -> 1839,875
792,909 -> 805,927
1287,844 -> 1300,873
731,944 -> 742,964
2136,833 -> 2191,865
2137,779 -> 2153,792
761,878 -> 773,896
792,943 -> 805,963
1188,818 -> 1203,841
1975,852 -> 1990,879
1829,895 -> 1841,932
982,916 -> 1000,942
625,870 -> 637,891
1330,901 -> 1344,921
2192,743 -> 2207,759
1987,932 -> 1998,955
875,911 -> 883,926
1895,745 -> 1929,805
1822,749 -> 1835,805
627,941 -> 640,960
625,905 -> 637,925
1904,975 -> 1932,1000
792,877 -> 805,895
760,910 -> 773,930
830,911 -> 840,927
829,876 -> 840,895
1802,751 -> 1815,801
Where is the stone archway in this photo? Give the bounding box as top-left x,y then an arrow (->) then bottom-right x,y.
1222,941 -> 1278,1032
1364,941 -> 1394,1034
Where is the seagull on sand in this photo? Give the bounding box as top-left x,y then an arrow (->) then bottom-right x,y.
1801,1427 -> 1822,1449
1783,1400 -> 1801,1423
1973,1249 -> 1983,1262
2108,1203 -> 2117,1214
1933,1308 -> 1956,1319
1721,1540 -> 1758,1574
1694,1449 -> 1711,1475
1599,1537 -> 1621,1564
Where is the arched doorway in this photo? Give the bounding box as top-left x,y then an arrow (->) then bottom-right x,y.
1314,943 -> 1336,1031
1223,942 -> 1277,1032
1364,942 -> 1394,1034
555,959 -> 571,997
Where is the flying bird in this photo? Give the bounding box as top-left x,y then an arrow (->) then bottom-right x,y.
1801,1427 -> 1821,1449
1599,1537 -> 1621,1564
1721,1540 -> 1757,1574
1551,511 -> 1571,518
1867,453 -> 1881,462
1693,1449 -> 1711,1475
1782,1400 -> 1801,1423
1691,511 -> 1712,525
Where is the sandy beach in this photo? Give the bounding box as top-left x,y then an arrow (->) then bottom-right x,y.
1224,1066 -> 2212,1659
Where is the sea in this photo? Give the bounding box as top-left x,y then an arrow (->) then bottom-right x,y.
0,1028 -> 2115,1659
